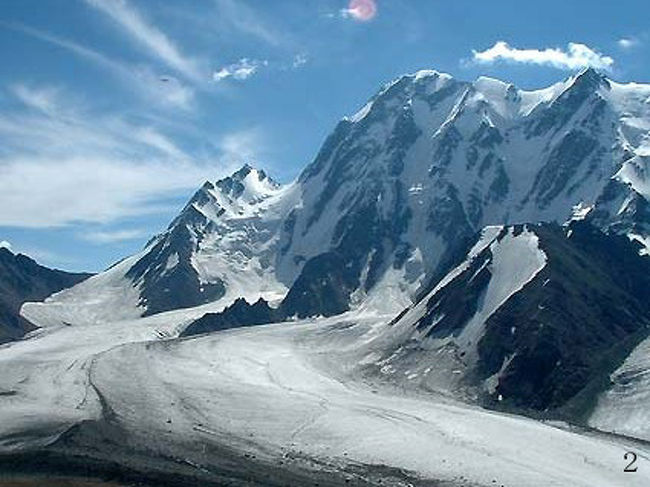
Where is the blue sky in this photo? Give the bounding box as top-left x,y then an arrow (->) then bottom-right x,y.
0,0 -> 648,271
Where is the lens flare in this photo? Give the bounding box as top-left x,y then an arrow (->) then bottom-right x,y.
347,0 -> 377,22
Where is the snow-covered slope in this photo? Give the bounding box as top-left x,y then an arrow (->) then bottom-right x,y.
2,304 -> 649,486
591,334 -> 650,441
23,165 -> 294,326
351,221 -> 650,420
0,248 -> 90,342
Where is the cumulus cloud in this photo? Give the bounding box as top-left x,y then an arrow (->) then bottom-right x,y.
213,58 -> 266,81
8,23 -> 195,110
471,41 -> 614,71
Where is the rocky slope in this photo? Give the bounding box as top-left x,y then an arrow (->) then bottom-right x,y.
351,221 -> 650,422
0,248 -> 91,343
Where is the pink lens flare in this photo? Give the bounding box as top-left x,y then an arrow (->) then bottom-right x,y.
348,0 -> 377,22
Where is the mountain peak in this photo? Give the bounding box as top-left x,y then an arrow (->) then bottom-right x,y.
231,163 -> 255,180
568,66 -> 610,91
216,164 -> 280,200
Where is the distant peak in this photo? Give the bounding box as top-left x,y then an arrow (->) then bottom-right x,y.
213,164 -> 280,201
231,163 -> 254,180
569,66 -> 610,90
200,180 -> 215,191
577,66 -> 602,77
227,163 -> 274,184
0,246 -> 13,257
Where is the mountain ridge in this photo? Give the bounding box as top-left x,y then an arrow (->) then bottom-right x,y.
22,68 -> 650,328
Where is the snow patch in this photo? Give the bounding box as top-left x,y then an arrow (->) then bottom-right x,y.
455,227 -> 547,359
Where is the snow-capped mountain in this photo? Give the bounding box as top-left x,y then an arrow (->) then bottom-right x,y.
23,68 -> 650,326
22,165 -> 294,326
6,68 -> 650,484
276,67 -> 650,314
126,164 -> 292,315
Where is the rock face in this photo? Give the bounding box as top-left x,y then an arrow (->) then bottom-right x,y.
182,297 -> 282,336
356,221 -> 650,420
0,248 -> 91,343
31,68 -> 650,324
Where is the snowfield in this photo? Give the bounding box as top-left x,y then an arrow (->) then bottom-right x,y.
590,334 -> 650,441
1,305 -> 649,486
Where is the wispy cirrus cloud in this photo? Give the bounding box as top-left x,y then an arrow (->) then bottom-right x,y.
471,41 -> 615,71
218,128 -> 266,166
83,0 -> 202,82
81,228 -> 148,244
2,84 -> 189,160
5,23 -> 195,110
0,83 -> 218,228
213,0 -> 283,47
10,84 -> 63,116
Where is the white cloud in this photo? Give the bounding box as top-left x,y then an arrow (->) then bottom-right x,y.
84,0 -> 202,82
213,58 -> 265,81
0,84 -> 223,228
3,85 -> 190,160
81,228 -> 148,244
292,53 -> 308,68
213,0 -> 282,46
471,41 -> 615,71
219,128 -> 266,167
9,23 -> 195,110
10,84 -> 62,116
618,38 -> 640,49
0,240 -> 11,250
0,155 -> 209,228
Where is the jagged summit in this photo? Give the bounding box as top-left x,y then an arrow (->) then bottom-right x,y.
214,163 -> 281,203
572,66 -> 610,85
172,163 -> 283,229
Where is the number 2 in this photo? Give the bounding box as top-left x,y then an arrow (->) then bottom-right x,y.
624,452 -> 638,473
